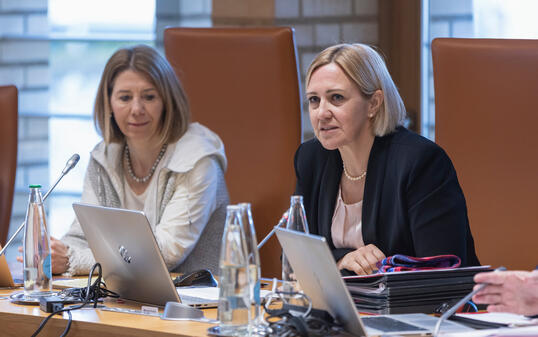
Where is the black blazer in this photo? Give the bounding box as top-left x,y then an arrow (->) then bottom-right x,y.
294,127 -> 480,268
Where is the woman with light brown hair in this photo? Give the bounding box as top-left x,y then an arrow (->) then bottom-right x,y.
295,43 -> 479,275
53,45 -> 229,275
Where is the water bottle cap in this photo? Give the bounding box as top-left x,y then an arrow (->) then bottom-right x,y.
290,195 -> 303,202
226,205 -> 241,211
29,184 -> 42,188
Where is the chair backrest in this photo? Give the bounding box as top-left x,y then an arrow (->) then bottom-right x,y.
164,27 -> 302,277
0,85 -> 18,246
432,38 -> 538,270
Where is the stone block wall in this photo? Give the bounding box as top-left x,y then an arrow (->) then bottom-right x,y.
155,0 -> 212,49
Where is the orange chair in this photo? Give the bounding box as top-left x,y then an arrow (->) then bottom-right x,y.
164,27 -> 303,277
0,85 -> 18,246
432,38 -> 538,270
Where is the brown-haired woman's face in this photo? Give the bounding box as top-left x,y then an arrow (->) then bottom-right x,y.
110,70 -> 163,146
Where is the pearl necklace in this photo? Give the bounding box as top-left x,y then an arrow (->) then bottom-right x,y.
343,162 -> 366,182
125,143 -> 167,183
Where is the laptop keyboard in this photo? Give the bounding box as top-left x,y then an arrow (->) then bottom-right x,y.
361,316 -> 428,332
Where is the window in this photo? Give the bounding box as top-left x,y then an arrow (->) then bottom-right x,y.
5,1 -> 155,267
46,0 -> 155,238
46,0 -> 155,239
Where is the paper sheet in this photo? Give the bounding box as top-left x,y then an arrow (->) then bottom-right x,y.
455,312 -> 538,327
441,326 -> 538,337
53,277 -> 98,289
176,286 -> 270,301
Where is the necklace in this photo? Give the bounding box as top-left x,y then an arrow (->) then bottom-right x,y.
124,143 -> 167,183
343,162 -> 366,182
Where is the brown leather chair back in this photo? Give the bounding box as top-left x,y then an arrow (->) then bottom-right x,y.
432,38 -> 538,270
164,27 -> 302,277
0,85 -> 18,245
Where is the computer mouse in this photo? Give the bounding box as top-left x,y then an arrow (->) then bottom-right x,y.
173,269 -> 218,287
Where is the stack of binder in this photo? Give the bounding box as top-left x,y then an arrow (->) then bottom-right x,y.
344,266 -> 492,314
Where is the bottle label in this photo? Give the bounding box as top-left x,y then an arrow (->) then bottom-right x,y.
254,280 -> 261,305
43,254 -> 52,279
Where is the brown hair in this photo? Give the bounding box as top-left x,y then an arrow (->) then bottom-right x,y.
306,43 -> 406,136
94,44 -> 190,145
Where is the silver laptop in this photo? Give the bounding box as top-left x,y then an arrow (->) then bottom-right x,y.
275,228 -> 473,336
72,202 -> 218,308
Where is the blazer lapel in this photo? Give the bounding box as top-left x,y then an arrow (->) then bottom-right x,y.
318,150 -> 342,250
362,134 -> 390,245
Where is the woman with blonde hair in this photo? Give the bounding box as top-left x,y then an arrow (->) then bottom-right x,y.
294,43 -> 479,275
52,45 -> 229,275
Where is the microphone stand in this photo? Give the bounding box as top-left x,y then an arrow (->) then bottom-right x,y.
432,266 -> 507,337
257,211 -> 289,250
0,154 -> 80,256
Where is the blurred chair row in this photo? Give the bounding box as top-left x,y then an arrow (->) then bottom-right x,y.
2,31 -> 536,278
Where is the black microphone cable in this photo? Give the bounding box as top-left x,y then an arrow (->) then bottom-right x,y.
263,291 -> 344,337
31,262 -> 119,337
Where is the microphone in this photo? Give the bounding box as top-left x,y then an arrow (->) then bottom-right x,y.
0,154 -> 81,256
44,154 -> 80,200
257,211 -> 289,250
432,266 -> 507,337
62,153 -> 80,175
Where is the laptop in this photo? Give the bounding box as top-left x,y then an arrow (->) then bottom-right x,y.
275,228 -> 473,336
72,202 -> 218,308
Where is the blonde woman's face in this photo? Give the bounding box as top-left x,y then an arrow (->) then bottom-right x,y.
110,70 -> 163,146
306,63 -> 374,151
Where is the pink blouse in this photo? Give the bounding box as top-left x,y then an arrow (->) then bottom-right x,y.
331,186 -> 365,249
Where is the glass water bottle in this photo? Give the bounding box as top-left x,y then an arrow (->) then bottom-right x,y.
216,205 -> 251,336
238,203 -> 263,329
281,195 -> 309,295
23,184 -> 52,297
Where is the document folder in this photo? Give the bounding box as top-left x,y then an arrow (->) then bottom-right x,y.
344,266 -> 492,314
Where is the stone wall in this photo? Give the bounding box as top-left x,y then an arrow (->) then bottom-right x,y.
155,0 -> 212,49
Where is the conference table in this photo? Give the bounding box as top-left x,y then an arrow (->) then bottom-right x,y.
0,287 -> 217,337
4,282 -> 534,337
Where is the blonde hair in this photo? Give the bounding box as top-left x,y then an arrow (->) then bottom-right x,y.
306,43 -> 406,136
94,44 -> 190,145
